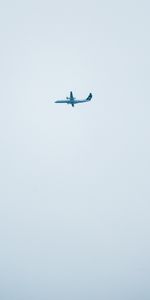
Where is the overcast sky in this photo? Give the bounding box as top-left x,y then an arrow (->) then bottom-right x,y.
0,0 -> 150,299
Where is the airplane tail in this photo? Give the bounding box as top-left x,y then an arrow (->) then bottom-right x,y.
86,93 -> 92,101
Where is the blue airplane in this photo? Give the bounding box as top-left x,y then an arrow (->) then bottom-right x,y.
55,91 -> 92,107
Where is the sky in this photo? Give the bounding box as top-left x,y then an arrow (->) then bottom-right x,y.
0,0 -> 150,299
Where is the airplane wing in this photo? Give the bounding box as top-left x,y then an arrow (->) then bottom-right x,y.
70,91 -> 73,99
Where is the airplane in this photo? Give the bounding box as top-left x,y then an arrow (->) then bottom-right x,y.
55,91 -> 92,107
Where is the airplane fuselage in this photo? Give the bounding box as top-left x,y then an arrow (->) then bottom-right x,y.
54,91 -> 92,107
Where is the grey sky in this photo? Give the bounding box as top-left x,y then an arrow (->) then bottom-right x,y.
0,0 -> 150,299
